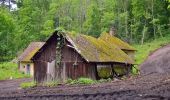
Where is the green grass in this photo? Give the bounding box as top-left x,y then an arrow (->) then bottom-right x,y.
20,81 -> 36,89
77,78 -> 96,84
43,81 -> 58,87
0,62 -> 30,80
67,78 -> 96,85
134,36 -> 170,64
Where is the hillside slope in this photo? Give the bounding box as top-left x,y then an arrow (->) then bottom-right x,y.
134,34 -> 170,65
140,44 -> 170,75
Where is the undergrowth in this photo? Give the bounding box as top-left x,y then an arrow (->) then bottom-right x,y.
20,81 -> 36,89
0,62 -> 30,80
67,78 -> 96,85
43,81 -> 58,87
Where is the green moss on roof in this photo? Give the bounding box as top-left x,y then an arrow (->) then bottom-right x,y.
23,47 -> 40,61
18,42 -> 45,62
99,33 -> 136,51
66,33 -> 133,64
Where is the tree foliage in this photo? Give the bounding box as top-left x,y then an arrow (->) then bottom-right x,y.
0,0 -> 170,61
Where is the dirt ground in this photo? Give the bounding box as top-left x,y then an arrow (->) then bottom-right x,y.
140,44 -> 170,75
1,44 -> 170,100
0,73 -> 170,100
0,78 -> 32,93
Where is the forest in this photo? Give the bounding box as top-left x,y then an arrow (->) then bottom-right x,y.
0,0 -> 170,61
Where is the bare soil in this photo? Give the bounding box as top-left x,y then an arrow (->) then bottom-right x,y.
0,78 -> 32,92
0,73 -> 170,100
140,44 -> 170,75
1,45 -> 170,100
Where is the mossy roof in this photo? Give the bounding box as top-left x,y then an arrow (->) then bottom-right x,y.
18,42 -> 45,62
99,33 -> 136,51
65,32 -> 134,64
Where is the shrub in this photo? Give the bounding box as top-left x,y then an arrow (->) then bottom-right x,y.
132,65 -> 140,75
20,81 -> 36,89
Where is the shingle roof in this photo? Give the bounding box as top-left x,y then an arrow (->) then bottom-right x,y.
99,33 -> 136,51
64,32 -> 134,64
18,42 -> 45,62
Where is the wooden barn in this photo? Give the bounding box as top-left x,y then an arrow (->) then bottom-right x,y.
18,42 -> 45,76
99,33 -> 136,60
31,31 -> 134,83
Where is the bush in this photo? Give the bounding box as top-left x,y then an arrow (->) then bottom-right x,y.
20,81 -> 36,89
132,65 -> 140,75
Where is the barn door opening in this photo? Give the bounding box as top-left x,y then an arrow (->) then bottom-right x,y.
34,61 -> 47,83
97,64 -> 113,79
26,64 -> 30,74
47,60 -> 55,81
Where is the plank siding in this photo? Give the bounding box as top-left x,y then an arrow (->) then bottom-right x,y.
62,42 -> 96,80
33,34 -> 57,82
33,33 -> 97,83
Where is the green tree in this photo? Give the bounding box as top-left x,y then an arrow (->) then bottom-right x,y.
0,8 -> 16,61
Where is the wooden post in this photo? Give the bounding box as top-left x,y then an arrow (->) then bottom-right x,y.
126,64 -> 131,76
95,64 -> 99,80
112,64 -> 118,78
111,64 -> 114,78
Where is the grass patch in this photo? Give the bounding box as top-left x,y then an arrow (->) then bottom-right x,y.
67,78 -> 96,85
134,34 -> 170,64
20,81 -> 36,89
98,78 -> 112,83
0,62 -> 30,80
77,78 -> 96,84
43,81 -> 58,87
67,78 -> 113,85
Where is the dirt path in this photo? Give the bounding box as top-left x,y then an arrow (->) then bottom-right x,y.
0,74 -> 170,100
2,42 -> 170,100
0,78 -> 32,92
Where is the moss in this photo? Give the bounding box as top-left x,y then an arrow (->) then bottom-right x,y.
73,34 -> 133,64
99,33 -> 136,51
113,66 -> 126,75
54,32 -> 133,64
97,66 -> 112,78
23,47 -> 40,61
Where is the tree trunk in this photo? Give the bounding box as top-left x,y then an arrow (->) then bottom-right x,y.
152,0 -> 156,39
141,25 -> 148,45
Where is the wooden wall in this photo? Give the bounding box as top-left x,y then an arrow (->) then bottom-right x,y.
61,41 -> 97,80
33,33 -> 97,83
33,34 -> 57,82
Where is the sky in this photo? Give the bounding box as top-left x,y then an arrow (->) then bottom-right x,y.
0,0 -> 17,11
